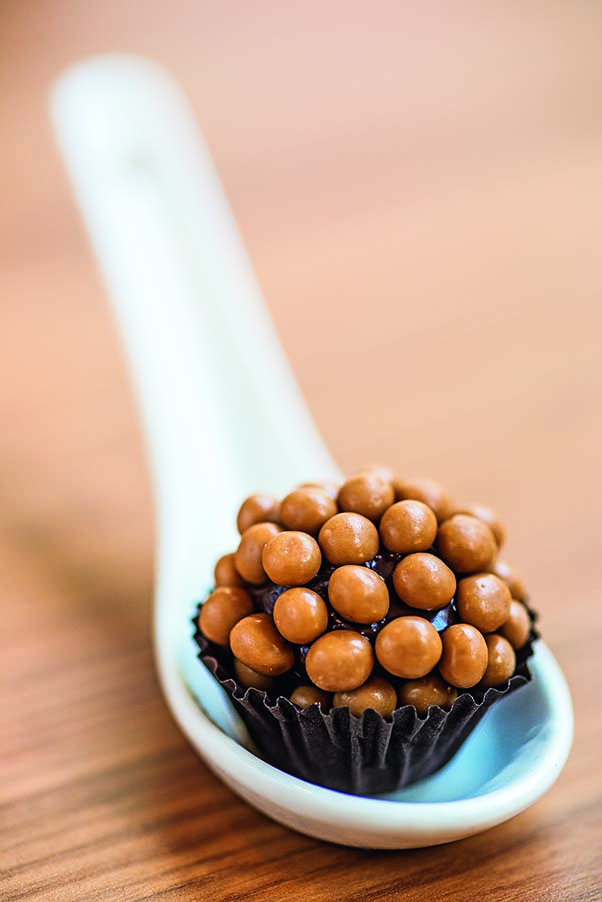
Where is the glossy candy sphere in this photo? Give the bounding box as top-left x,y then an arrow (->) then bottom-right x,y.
273,588 -> 329,644
398,672 -> 458,716
337,473 -> 395,521
452,502 -> 505,548
280,487 -> 337,536
199,587 -> 254,646
233,658 -> 276,692
318,513 -> 380,566
230,613 -> 295,676
379,500 -> 437,554
480,634 -> 517,688
236,493 -> 280,534
456,573 -> 512,633
393,477 -> 453,522
214,552 -> 246,588
235,522 -> 282,584
333,676 -> 397,717
262,531 -> 322,587
491,559 -> 527,601
439,623 -> 488,688
375,616 -> 442,679
328,565 -> 389,624
437,514 -> 497,573
392,553 -> 456,610
499,599 -> 531,650
289,684 -> 332,709
305,630 -> 374,692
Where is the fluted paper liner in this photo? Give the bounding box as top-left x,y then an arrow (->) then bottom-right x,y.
193,611 -> 536,795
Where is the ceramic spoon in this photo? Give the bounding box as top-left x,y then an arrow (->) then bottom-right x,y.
51,56 -> 573,848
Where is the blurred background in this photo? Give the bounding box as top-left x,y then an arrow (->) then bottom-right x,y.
2,2 -> 601,896
1,1 -> 601,618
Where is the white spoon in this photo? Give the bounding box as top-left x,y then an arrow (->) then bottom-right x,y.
51,56 -> 573,848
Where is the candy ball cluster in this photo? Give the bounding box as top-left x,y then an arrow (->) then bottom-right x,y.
198,468 -> 533,719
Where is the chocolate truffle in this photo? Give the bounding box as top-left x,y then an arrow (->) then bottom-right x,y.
199,586 -> 254,647
289,684 -> 332,709
480,634 -> 516,688
236,493 -> 280,534
337,473 -> 395,521
305,630 -> 374,692
456,573 -> 512,633
333,675 -> 397,718
230,613 -> 295,676
234,658 -> 276,693
437,514 -> 496,573
234,522 -> 282,584
262,530 -> 322,587
439,623 -> 488,688
318,512 -> 380,566
379,500 -> 438,553
375,616 -> 442,679
328,565 -> 389,624
451,502 -> 505,548
273,587 -> 329,644
392,552 -> 456,610
394,477 -> 453,522
214,552 -> 246,588
499,599 -> 531,650
280,487 -> 338,535
398,672 -> 458,716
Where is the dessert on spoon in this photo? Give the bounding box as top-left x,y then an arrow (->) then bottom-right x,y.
51,55 -> 573,848
195,469 -> 538,796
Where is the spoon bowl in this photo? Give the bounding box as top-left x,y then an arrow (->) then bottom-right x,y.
51,55 -> 573,848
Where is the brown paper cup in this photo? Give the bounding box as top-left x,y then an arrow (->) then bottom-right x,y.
193,611 -> 536,795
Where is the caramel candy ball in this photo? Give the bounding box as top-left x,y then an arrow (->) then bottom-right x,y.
305,630 -> 374,692
398,672 -> 458,716
318,513 -> 380,566
451,502 -> 505,548
394,477 -> 453,522
437,514 -> 496,573
236,493 -> 280,534
273,588 -> 329,644
289,684 -> 332,709
375,616 -> 442,679
480,634 -> 516,688
337,473 -> 395,521
233,658 -> 276,693
214,552 -> 246,588
299,480 -> 340,500
439,623 -> 488,688
262,531 -> 322,587
380,500 -> 437,554
354,464 -> 397,484
280,487 -> 337,535
491,559 -> 527,601
199,587 -> 254,646
230,613 -> 295,676
456,573 -> 511,633
235,522 -> 282,584
499,599 -> 531,650
334,675 -> 397,718
392,553 -> 456,610
328,565 -> 389,624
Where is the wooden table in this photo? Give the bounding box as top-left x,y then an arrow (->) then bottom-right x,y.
2,4 -> 601,899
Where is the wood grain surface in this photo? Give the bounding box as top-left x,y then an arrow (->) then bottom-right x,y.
1,3 -> 601,900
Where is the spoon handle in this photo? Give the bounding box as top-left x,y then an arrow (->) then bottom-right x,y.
51,56 -> 339,598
